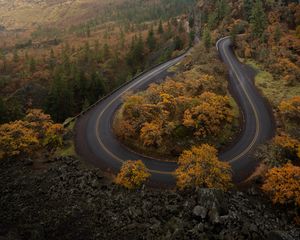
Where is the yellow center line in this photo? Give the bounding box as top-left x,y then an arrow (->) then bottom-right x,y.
93,37 -> 261,176
220,38 -> 260,163
95,59 -> 181,175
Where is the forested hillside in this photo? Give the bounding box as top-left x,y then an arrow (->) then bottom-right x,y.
0,0 -> 196,122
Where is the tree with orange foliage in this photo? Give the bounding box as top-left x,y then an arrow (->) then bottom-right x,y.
262,163 -> 300,207
140,121 -> 164,147
0,121 -> 39,159
0,109 -> 64,159
274,134 -> 300,155
25,109 -> 52,138
175,144 -> 232,190
279,96 -> 300,122
115,160 -> 150,189
183,92 -> 234,138
44,124 -> 65,149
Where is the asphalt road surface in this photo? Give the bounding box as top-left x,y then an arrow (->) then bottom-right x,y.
75,37 -> 274,187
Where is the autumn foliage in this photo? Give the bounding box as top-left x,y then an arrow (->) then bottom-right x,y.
279,96 -> 300,122
0,109 -> 64,159
0,121 -> 39,159
115,160 -> 151,189
114,58 -> 237,155
262,163 -> 300,207
175,144 -> 232,191
183,92 -> 233,137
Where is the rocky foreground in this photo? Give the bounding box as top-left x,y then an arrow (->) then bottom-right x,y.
0,156 -> 299,240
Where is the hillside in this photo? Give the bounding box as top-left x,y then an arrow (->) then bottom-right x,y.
0,0 -> 121,29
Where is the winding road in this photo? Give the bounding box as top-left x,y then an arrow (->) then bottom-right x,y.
75,37 -> 274,187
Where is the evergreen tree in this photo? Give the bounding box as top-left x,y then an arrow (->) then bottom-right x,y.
189,30 -> 195,47
87,72 -> 106,103
216,0 -> 230,22
178,21 -> 185,33
47,70 -> 74,122
29,57 -> 36,73
0,96 -> 6,123
202,27 -> 212,51
250,0 -> 267,38
119,29 -> 125,49
103,43 -> 110,59
49,49 -> 56,70
146,28 -> 156,51
174,36 -> 184,50
243,0 -> 253,21
73,68 -> 87,111
13,50 -> 19,63
0,50 -> 6,71
126,34 -> 145,74
86,25 -> 91,37
189,15 -> 195,28
208,12 -> 218,30
157,20 -> 164,34
84,41 -> 91,63
274,24 -> 282,43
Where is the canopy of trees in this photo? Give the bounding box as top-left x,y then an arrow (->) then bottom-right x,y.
114,43 -> 238,157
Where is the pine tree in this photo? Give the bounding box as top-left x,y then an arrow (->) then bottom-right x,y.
146,28 -> 156,51
103,43 -> 110,59
202,27 -> 212,51
47,70 -> 73,122
274,24 -> 282,44
0,96 -> 6,123
174,36 -> 184,50
157,20 -> 164,34
216,0 -> 230,22
250,0 -> 267,38
86,25 -> 91,38
13,50 -> 19,63
29,57 -> 36,73
87,71 -> 106,103
243,0 -> 253,21
49,49 -> 56,70
0,50 -> 6,72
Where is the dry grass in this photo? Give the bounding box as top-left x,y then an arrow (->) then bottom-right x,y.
0,0 -> 123,29
246,59 -> 300,106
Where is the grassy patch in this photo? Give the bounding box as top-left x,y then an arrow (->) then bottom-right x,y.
246,59 -> 300,106
55,120 -> 76,157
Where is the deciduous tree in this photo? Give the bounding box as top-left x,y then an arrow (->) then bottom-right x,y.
262,163 -> 300,207
115,160 -> 150,189
0,121 -> 39,159
183,92 -> 233,138
176,144 -> 232,190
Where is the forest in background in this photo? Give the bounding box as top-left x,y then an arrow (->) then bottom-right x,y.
0,0 -> 196,123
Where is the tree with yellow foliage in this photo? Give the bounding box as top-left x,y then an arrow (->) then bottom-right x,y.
0,120 -> 39,159
0,109 -> 64,159
140,121 -> 164,147
274,134 -> 300,159
115,160 -> 151,189
183,92 -> 234,138
279,96 -> 300,122
44,123 -> 65,149
262,163 -> 300,207
175,144 -> 232,190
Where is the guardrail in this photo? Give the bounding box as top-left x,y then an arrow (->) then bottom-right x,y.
63,48 -> 190,127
